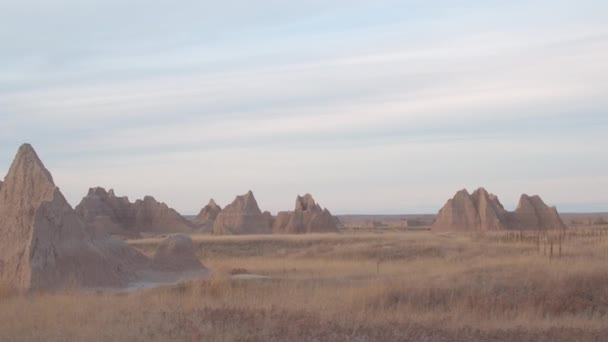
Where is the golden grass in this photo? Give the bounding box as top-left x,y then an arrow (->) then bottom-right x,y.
1,230 -> 608,341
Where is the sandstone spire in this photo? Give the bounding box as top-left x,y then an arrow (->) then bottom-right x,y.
273,194 -> 339,234
192,199 -> 222,232
213,191 -> 272,235
0,144 -> 140,291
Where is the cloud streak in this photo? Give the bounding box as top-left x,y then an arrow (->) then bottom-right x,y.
1,1 -> 607,213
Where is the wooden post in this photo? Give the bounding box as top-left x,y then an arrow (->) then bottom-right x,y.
550,240 -> 554,260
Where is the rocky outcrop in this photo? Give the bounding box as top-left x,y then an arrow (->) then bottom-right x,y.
75,187 -> 137,237
76,188 -> 193,236
273,194 -> 339,234
132,196 -> 193,233
432,188 -> 566,231
511,194 -> 568,230
0,144 -> 146,291
213,191 -> 272,235
151,234 -> 205,272
192,199 -> 222,232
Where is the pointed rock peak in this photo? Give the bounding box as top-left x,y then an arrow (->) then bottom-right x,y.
296,194 -> 318,211
3,144 -> 55,195
518,194 -> 546,208
471,187 -> 501,205
15,144 -> 44,167
5,143 -> 54,187
108,189 -> 116,197
241,191 -> 257,202
472,187 -> 490,196
224,191 -> 262,213
207,198 -> 220,209
454,189 -> 471,198
233,191 -> 257,207
88,187 -> 108,197
518,194 -> 533,205
16,143 -> 37,158
143,195 -> 157,202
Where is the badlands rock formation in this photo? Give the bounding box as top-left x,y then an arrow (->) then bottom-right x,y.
432,188 -> 507,231
213,191 -> 272,235
273,194 -> 339,234
512,194 -> 568,230
75,187 -> 137,236
151,234 -> 204,271
132,195 -> 193,233
0,144 -> 208,291
0,144 -> 145,291
192,199 -> 222,232
76,188 -> 193,235
432,188 -> 566,231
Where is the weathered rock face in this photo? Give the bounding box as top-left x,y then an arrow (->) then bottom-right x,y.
151,234 -> 205,272
432,189 -> 480,231
432,188 -> 566,231
511,194 -> 568,230
192,199 -> 222,232
76,188 -> 193,235
213,191 -> 272,235
273,194 -> 339,234
0,144 -> 144,291
470,188 -> 509,231
132,196 -> 193,233
75,187 -> 137,237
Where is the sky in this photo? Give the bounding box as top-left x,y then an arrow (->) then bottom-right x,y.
1,0 -> 607,215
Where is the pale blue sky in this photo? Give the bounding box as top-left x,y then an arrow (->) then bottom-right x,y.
1,1 -> 607,214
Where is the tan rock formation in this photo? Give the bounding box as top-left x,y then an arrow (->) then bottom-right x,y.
432,188 -> 566,231
213,191 -> 272,235
75,187 -> 137,237
76,188 -> 193,235
151,234 -> 205,272
273,194 -> 339,234
132,196 -> 193,233
511,194 -> 568,230
0,144 -> 145,291
192,199 -> 222,232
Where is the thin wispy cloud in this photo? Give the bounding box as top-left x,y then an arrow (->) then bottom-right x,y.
1,1 -> 607,214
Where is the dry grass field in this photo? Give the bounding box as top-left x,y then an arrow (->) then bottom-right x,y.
2,229 -> 608,341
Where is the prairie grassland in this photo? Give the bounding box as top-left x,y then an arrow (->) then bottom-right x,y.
1,230 -> 608,341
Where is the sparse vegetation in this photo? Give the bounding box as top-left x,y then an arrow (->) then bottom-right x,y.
1,230 -> 608,341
